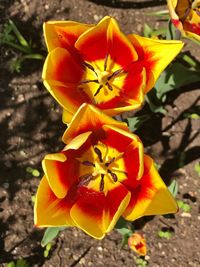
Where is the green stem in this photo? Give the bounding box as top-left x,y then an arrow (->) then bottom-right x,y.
22,54 -> 45,60
8,19 -> 31,50
181,54 -> 199,68
2,40 -> 31,54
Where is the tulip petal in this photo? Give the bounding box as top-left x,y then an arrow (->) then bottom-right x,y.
123,155 -> 178,221
43,132 -> 92,199
70,185 -> 130,239
62,108 -> 74,124
62,103 -> 129,144
44,21 -> 93,52
75,16 -> 138,66
42,47 -> 83,85
34,176 -> 75,227
44,80 -> 87,114
128,35 -> 184,93
102,125 -> 144,182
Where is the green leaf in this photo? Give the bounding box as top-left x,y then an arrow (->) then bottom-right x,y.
145,94 -> 166,114
195,163 -> 200,176
8,19 -> 31,51
126,115 -> 150,132
44,250 -> 49,258
6,262 -> 15,267
151,28 -> 167,36
46,243 -> 52,251
16,259 -> 29,267
146,10 -> 169,17
31,195 -> 36,203
154,63 -> 200,100
41,227 -> 66,247
143,23 -> 152,37
181,54 -> 199,69
177,200 -> 191,212
168,180 -> 178,197
182,203 -> 191,213
26,167 -> 33,173
117,227 -> 133,236
115,216 -> 127,229
158,230 -> 172,239
22,53 -> 45,61
32,169 -> 40,177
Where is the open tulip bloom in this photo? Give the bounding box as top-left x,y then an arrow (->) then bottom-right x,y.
168,0 -> 200,41
42,16 -> 183,123
34,104 -> 178,239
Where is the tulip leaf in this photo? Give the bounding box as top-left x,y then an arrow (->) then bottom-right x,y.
154,62 -> 200,100
117,228 -> 133,236
126,115 -> 150,132
143,23 -> 153,37
41,227 -> 66,247
168,180 -> 178,197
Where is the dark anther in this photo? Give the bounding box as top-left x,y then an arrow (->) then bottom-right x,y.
94,147 -> 103,162
78,173 -> 93,187
80,79 -> 98,84
105,157 -> 115,167
196,9 -> 200,16
107,82 -> 113,91
108,69 -> 123,81
108,170 -> 118,182
82,161 -> 95,167
83,62 -> 98,76
182,7 -> 191,21
100,174 -> 105,191
94,84 -> 103,96
104,54 -> 109,71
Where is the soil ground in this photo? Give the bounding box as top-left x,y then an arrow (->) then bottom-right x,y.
0,0 -> 200,266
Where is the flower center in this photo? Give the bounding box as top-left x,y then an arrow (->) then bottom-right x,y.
79,54 -> 127,104
77,143 -> 127,192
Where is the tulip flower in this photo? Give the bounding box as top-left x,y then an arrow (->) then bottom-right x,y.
168,0 -> 200,41
34,104 -> 178,239
42,16 -> 183,123
128,233 -> 147,256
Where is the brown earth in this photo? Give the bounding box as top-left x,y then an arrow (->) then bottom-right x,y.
0,0 -> 200,266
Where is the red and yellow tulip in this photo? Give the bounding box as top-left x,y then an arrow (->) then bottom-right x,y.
168,0 -> 200,41
34,104 -> 178,239
42,16 -> 183,123
128,233 -> 147,256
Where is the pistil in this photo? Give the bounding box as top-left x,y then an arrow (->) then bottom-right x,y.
78,145 -> 125,192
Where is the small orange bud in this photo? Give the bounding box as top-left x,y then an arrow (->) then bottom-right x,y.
128,233 -> 147,256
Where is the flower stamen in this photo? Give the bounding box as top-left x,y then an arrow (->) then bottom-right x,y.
78,173 -> 94,187
82,161 -> 95,167
108,170 -> 118,182
94,84 -> 103,96
182,7 -> 191,22
105,157 -> 115,167
83,62 -> 98,76
108,68 -> 124,81
107,82 -> 113,91
100,174 -> 105,191
79,79 -> 98,84
104,54 -> 109,71
94,147 -> 103,162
